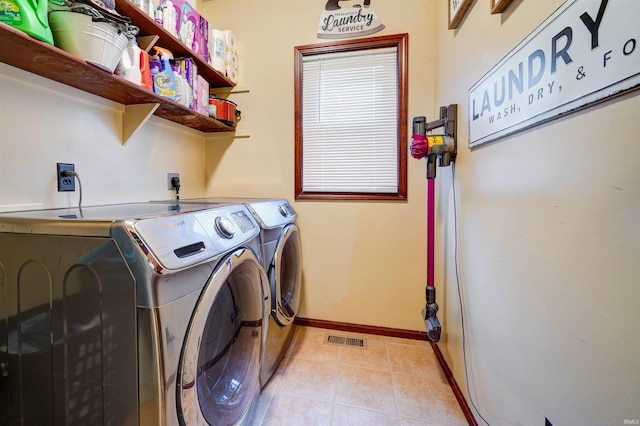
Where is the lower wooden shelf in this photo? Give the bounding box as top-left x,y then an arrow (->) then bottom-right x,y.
0,23 -> 235,140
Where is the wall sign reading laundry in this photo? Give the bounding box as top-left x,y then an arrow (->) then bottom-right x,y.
468,0 -> 640,148
317,0 -> 384,39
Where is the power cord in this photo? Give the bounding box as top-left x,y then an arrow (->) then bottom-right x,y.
451,162 -> 491,426
61,170 -> 83,213
171,176 -> 181,200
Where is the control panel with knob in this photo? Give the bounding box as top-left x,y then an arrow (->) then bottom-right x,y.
215,216 -> 237,239
278,204 -> 290,217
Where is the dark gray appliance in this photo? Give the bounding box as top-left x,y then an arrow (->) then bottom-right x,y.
0,202 -> 267,425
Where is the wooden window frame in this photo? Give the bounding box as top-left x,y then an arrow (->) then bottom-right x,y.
294,33 -> 408,201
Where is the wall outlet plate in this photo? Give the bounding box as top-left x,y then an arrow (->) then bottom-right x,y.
57,163 -> 75,192
167,173 -> 180,190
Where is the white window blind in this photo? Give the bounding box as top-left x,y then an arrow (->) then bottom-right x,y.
301,47 -> 398,193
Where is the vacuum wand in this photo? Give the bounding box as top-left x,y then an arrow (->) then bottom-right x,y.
423,176 -> 441,342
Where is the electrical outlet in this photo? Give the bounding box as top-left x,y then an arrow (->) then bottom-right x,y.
167,173 -> 180,190
57,163 -> 75,192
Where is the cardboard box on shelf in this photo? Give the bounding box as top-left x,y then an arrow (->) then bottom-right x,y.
196,75 -> 209,116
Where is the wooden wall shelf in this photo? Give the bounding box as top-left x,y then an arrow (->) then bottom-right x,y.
114,0 -> 232,88
0,4 -> 236,140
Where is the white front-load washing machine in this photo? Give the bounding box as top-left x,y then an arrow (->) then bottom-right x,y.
152,199 -> 302,388
0,202 -> 268,425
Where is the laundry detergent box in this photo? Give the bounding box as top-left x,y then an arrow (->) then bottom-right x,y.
177,1 -> 208,59
196,75 -> 209,116
193,13 -> 209,61
176,57 -> 198,110
178,1 -> 197,50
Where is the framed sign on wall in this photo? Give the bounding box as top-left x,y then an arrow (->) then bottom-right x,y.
449,0 -> 473,30
468,0 -> 640,148
317,1 -> 385,39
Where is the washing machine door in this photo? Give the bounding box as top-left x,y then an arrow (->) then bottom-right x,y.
177,248 -> 267,426
271,224 -> 302,326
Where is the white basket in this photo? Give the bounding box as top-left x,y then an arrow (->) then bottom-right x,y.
49,11 -> 128,73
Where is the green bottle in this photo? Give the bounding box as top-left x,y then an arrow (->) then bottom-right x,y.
0,0 -> 53,45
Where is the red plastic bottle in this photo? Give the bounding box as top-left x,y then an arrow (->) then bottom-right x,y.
140,49 -> 153,92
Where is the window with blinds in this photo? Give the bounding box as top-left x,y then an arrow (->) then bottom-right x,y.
294,34 -> 408,201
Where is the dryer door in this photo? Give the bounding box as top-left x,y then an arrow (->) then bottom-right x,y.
177,248 -> 267,426
271,224 -> 302,326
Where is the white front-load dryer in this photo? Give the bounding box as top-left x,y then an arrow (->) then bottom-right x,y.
0,202 -> 268,425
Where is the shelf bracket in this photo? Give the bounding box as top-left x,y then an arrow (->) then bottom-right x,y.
122,103 -> 160,145
137,35 -> 160,53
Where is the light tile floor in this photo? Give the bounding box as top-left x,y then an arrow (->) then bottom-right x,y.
252,326 -> 469,426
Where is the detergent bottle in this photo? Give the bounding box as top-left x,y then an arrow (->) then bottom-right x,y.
171,63 -> 184,106
0,0 -> 53,45
151,46 -> 176,100
117,38 -> 143,86
140,49 -> 153,92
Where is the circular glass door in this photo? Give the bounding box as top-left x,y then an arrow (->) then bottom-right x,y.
271,224 -> 302,326
177,248 -> 266,425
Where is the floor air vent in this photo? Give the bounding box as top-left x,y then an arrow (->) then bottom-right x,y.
325,334 -> 367,349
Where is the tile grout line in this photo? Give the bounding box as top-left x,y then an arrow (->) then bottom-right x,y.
327,345 -> 342,426
258,326 -> 467,425
385,338 -> 403,419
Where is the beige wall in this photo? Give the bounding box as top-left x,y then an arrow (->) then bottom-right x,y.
200,0 -> 437,331
0,64 -> 207,211
432,0 -> 640,425
1,0 -> 638,424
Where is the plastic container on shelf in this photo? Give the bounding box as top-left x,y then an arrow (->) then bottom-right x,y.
0,0 -> 53,44
116,38 -> 143,85
140,49 -> 153,91
48,10 -> 129,72
150,46 -> 176,99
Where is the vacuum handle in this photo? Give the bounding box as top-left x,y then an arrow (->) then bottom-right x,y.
427,153 -> 437,180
